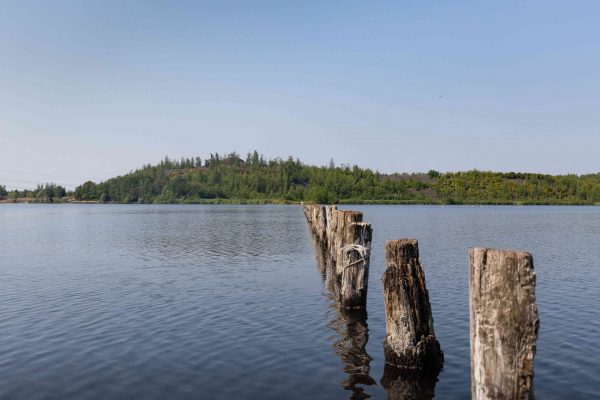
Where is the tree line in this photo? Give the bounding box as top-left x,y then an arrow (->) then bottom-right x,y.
0,184 -> 66,202
2,151 -> 600,205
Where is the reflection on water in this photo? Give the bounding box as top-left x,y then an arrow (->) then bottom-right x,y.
310,230 -> 376,399
380,365 -> 439,400
330,307 -> 376,399
310,235 -> 329,282
2,205 -> 599,399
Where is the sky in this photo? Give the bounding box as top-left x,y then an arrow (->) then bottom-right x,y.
1,1 -> 599,189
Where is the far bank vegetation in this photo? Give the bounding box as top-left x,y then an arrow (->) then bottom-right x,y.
2,152 -> 600,205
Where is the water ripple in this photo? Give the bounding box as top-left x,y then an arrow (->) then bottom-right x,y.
0,204 -> 598,399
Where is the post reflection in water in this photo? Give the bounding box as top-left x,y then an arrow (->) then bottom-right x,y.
329,305 -> 376,399
310,235 -> 329,282
310,235 -> 376,399
380,365 -> 439,400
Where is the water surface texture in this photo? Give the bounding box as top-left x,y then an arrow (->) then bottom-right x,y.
1,205 -> 599,399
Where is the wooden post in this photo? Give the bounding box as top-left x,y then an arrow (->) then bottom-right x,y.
302,205 -> 371,309
338,222 -> 372,309
382,239 -> 443,372
301,204 -> 329,244
328,210 -> 362,266
325,205 -> 339,255
314,205 -> 328,243
469,248 -> 539,400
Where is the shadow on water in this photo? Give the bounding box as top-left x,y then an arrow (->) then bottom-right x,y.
309,233 -> 376,399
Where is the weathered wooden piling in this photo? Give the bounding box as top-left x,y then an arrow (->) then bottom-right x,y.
382,239 -> 443,372
302,204 -> 372,309
324,205 -> 338,253
469,248 -> 539,400
303,204 -> 376,394
338,222 -> 372,308
329,210 -> 363,266
302,204 -> 331,244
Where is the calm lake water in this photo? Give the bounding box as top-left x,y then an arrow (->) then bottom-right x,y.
1,204 -> 599,399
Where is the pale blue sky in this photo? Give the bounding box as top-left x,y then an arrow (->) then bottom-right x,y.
1,1 -> 599,189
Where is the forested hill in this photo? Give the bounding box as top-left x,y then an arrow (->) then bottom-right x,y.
3,152 -> 599,204
65,152 -> 600,205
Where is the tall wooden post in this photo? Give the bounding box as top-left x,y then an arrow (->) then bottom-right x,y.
469,248 -> 539,400
382,239 -> 443,372
338,222 -> 372,309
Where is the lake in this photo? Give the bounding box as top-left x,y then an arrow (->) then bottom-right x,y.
1,204 -> 599,399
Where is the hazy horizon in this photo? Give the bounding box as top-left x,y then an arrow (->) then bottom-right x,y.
2,1 -> 599,190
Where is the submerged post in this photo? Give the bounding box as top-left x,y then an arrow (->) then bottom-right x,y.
469,248 -> 539,400
382,239 -> 443,372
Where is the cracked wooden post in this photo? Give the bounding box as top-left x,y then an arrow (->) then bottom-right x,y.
338,222 -> 372,308
469,248 -> 539,400
382,239 -> 443,372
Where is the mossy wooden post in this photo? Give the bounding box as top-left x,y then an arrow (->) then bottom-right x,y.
382,239 -> 443,372
469,248 -> 539,400
338,222 -> 372,308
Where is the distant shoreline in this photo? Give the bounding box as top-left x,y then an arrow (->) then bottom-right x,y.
0,198 -> 99,205
4,153 -> 600,206
1,198 -> 598,206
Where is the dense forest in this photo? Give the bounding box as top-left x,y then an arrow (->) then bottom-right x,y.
2,151 -> 600,205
